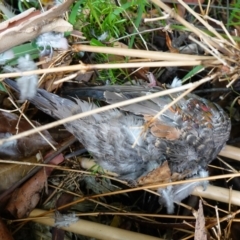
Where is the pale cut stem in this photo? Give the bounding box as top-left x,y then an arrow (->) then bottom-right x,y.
193,185 -> 240,207
27,185 -> 240,240
0,60 -> 208,79
53,73 -> 78,84
72,45 -> 214,61
218,145 -> 240,162
29,209 -> 163,240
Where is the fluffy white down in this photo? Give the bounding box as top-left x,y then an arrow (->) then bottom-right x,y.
158,169 -> 209,213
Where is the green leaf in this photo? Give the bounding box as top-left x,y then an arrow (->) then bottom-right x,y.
90,38 -> 105,46
69,0 -> 82,25
6,43 -> 39,66
182,65 -> 205,83
0,82 -> 6,92
108,3 -> 132,22
129,1 -> 146,49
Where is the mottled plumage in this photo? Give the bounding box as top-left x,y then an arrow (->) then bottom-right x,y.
4,79 -> 231,213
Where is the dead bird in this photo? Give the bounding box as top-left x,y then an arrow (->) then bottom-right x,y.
4,78 -> 231,213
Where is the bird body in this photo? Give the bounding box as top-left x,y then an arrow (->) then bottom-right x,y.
4,79 -> 231,212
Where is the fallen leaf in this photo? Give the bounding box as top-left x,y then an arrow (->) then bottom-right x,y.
166,32 -> 179,53
0,218 -> 13,240
0,8 -> 38,32
6,154 -> 64,218
0,155 -> 38,192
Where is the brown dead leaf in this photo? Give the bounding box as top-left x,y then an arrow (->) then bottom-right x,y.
0,156 -> 39,192
137,161 -> 171,185
0,0 -> 74,53
6,154 -> 64,218
166,32 -> 179,53
0,111 -> 57,159
0,218 -> 13,240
